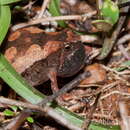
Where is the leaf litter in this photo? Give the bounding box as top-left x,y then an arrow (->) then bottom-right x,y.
1,0 -> 130,129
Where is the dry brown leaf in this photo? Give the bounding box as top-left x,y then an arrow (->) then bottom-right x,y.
80,63 -> 107,85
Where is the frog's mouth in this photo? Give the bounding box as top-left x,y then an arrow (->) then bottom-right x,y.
58,44 -> 86,77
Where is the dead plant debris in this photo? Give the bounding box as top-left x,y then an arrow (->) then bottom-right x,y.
1,0 -> 130,130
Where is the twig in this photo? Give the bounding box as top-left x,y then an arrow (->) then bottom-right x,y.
101,65 -> 130,84
4,71 -> 90,130
118,44 -> 130,59
77,81 -> 118,98
12,11 -> 97,31
101,64 -> 130,75
117,34 -> 130,59
2,100 -> 82,130
22,0 -> 35,10
0,97 -> 43,111
101,65 -> 122,75
38,0 -> 51,18
113,46 -> 130,56
89,49 -> 101,60
101,91 -> 130,100
117,34 -> 130,45
82,93 -> 101,130
79,84 -> 101,88
39,71 -> 91,107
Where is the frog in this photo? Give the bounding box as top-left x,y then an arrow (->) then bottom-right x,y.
4,27 -> 88,93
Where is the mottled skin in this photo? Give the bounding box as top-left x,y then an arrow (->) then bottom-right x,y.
4,27 -> 87,91
22,41 -> 85,86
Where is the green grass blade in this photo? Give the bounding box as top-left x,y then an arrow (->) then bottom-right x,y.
55,106 -> 120,130
0,5 -> 11,45
49,0 -> 66,27
0,0 -> 21,5
0,54 -> 45,104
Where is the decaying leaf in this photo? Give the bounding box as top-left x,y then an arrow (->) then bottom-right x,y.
80,63 -> 107,85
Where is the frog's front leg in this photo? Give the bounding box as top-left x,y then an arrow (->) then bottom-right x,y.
48,68 -> 68,105
48,68 -> 59,93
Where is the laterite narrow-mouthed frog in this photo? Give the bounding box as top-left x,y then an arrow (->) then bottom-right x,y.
4,27 -> 88,93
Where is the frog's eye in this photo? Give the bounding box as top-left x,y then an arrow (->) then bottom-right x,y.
64,44 -> 71,50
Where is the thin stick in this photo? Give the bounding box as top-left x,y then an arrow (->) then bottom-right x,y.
38,71 -> 90,107
0,97 -> 43,111
82,93 -> 101,130
117,34 -> 130,59
22,0 -> 35,10
117,34 -> 130,45
2,99 -> 81,130
77,81 -> 118,98
12,11 -> 97,31
118,44 -> 130,59
38,0 -> 51,18
4,71 -> 90,130
101,91 -> 130,100
101,64 -> 130,75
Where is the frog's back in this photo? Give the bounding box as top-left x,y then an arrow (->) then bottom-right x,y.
4,27 -> 86,87
4,27 -> 67,73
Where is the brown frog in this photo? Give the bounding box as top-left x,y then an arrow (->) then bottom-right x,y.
4,27 -> 88,93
